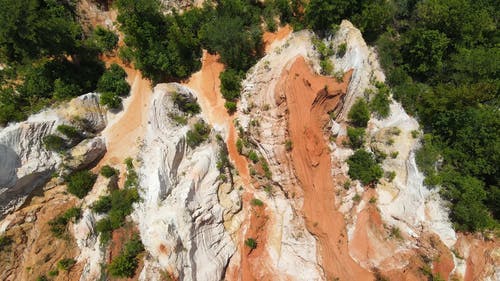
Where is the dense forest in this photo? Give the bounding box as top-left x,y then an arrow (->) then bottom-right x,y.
0,0 -> 498,232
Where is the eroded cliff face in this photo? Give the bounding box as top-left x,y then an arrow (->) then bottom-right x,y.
1,15 -> 498,281
134,83 -> 235,281
0,93 -> 106,218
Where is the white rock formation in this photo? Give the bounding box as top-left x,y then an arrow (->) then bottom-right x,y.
329,20 -> 385,121
134,84 -> 235,281
0,93 -> 106,218
65,137 -> 106,170
239,30 -> 325,280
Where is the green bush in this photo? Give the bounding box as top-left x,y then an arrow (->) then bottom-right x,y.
43,135 -> 66,152
370,83 -> 391,118
97,64 -> 130,97
224,101 -> 237,114
248,150 -> 259,163
99,92 -> 121,109
57,124 -> 81,140
260,157 -> 272,179
66,170 -> 97,199
100,165 -> 118,178
53,79 -> 82,100
171,92 -> 200,115
95,218 -> 113,244
236,139 -> 243,154
251,198 -> 263,206
108,235 -> 144,278
92,195 -> 112,214
337,42 -> 347,57
186,120 -> 210,148
348,98 -> 370,127
48,207 -> 81,238
245,238 -> 257,249
347,127 -> 365,149
48,269 -> 59,277
220,69 -> 242,101
90,26 -> 119,53
285,140 -> 293,151
57,258 -> 76,271
347,149 -> 383,185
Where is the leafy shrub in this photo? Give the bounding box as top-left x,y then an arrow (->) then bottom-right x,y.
370,83 -> 391,118
244,238 -> 257,249
90,26 -> 119,53
48,207 -> 81,238
97,64 -> 130,97
57,258 -> 76,271
337,42 -> 347,57
43,135 -> 66,152
94,188 -> 140,244
53,79 -> 82,100
285,140 -> 293,151
92,195 -> 112,214
347,150 -> 383,185
251,198 -> 263,206
186,120 -> 210,148
48,269 -> 59,277
171,92 -> 200,115
260,157 -> 272,179
224,101 -> 237,114
100,165 -> 117,178
107,235 -> 144,278
66,170 -> 97,199
348,98 -> 370,127
99,92 -> 121,109
95,218 -> 113,244
220,69 -> 242,101
347,127 -> 365,148
248,150 -> 259,163
236,139 -> 243,154
57,124 -> 81,140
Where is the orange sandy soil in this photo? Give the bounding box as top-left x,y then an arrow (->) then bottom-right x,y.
184,51 -> 250,185
277,56 -> 373,280
263,25 -> 293,52
455,233 -> 500,281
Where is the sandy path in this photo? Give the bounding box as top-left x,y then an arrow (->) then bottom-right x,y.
96,57 -> 152,172
278,56 -> 372,280
184,51 -> 250,185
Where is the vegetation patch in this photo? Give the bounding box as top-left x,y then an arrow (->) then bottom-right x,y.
244,238 -> 257,249
348,98 -> 370,127
108,234 -> 144,278
347,150 -> 383,185
100,165 -> 118,178
171,92 -> 200,115
186,120 -> 210,148
57,258 -> 76,271
66,170 -> 97,199
48,207 -> 81,238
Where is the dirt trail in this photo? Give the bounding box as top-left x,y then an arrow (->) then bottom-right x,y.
277,56 -> 372,280
96,57 -> 152,169
184,51 -> 250,185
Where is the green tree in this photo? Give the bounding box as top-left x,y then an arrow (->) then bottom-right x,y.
347,127 -> 365,149
348,98 -> 370,127
89,26 -> 119,53
347,149 -> 383,185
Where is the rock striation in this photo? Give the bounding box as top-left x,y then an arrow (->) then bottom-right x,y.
133,84 -> 235,281
0,93 -> 106,218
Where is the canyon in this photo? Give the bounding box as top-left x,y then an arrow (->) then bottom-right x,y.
0,4 -> 498,281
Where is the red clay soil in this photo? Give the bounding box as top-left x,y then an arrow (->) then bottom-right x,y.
263,25 -> 293,53
455,233 -> 500,281
277,56 -> 373,280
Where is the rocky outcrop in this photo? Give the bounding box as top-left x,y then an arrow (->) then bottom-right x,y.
65,137 -> 106,170
0,93 -> 106,218
134,84 -> 235,281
